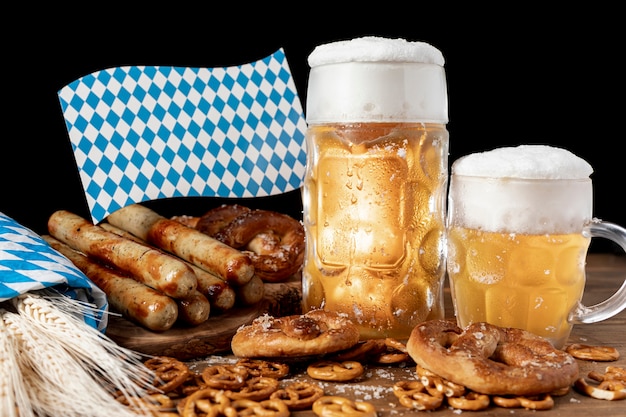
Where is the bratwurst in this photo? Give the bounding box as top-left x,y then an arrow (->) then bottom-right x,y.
43,235 -> 179,331
106,204 -> 254,286
100,222 -> 237,312
48,210 -> 197,299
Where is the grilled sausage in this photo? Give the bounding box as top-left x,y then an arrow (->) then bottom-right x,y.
47,210 -> 197,299
101,222 -> 236,311
106,204 -> 254,285
236,275 -> 265,306
176,290 -> 211,326
43,235 -> 179,331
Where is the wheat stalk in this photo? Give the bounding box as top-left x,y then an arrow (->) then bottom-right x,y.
13,290 -> 156,397
1,290 -> 160,417
0,308 -> 32,417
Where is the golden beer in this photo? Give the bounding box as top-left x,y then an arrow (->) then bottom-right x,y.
301,123 -> 448,339
447,226 -> 589,348
302,37 -> 449,339
446,146 -> 600,349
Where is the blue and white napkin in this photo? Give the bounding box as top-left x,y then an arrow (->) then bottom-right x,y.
0,212 -> 108,331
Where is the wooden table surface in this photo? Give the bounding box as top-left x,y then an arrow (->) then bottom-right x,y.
188,253 -> 626,416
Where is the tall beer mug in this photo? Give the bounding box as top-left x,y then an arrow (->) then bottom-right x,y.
301,37 -> 450,339
447,145 -> 626,348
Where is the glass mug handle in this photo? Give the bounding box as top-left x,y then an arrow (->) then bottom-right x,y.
569,220 -> 626,324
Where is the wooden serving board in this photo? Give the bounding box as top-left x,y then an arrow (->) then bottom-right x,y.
105,280 -> 302,360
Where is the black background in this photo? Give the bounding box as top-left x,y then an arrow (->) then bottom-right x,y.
3,7 -> 624,254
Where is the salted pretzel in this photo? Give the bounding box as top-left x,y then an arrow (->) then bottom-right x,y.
196,205 -> 305,282
229,399 -> 290,417
392,380 -> 427,398
565,343 -> 620,361
307,360 -> 365,381
178,387 -> 232,417
231,309 -> 360,358
394,388 -> 443,411
195,204 -> 252,235
372,338 -> 410,364
575,365 -> 626,401
419,372 -> 465,398
225,376 -> 279,401
589,365 -> 626,383
201,364 -> 248,390
406,319 -> 579,396
329,339 -> 387,362
270,381 -> 325,410
393,378 -> 459,410
115,392 -> 176,415
492,394 -> 555,410
446,392 -> 490,411
175,372 -> 208,397
312,396 -> 377,417
143,356 -> 191,394
235,358 -> 290,379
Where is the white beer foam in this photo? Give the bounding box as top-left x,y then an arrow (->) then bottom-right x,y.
452,145 -> 593,179
308,36 -> 445,67
306,37 -> 448,123
449,145 -> 593,233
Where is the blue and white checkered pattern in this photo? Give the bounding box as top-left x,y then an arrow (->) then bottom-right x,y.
0,212 -> 108,331
58,48 -> 307,224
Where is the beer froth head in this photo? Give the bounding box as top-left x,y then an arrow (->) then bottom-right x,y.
449,145 -> 594,234
452,145 -> 592,180
305,36 -> 448,124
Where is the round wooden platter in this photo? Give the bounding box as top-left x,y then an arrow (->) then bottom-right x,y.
105,280 -> 302,360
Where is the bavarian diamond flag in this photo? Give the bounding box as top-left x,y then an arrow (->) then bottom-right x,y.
0,212 -> 108,331
57,48 -> 307,224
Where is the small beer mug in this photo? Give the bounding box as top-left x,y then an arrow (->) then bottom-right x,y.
447,144 -> 626,348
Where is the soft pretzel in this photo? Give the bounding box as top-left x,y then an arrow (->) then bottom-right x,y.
195,204 -> 252,236
406,320 -> 579,396
231,309 -> 360,358
197,206 -> 305,282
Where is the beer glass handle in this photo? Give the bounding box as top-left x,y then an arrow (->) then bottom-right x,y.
569,220 -> 626,324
